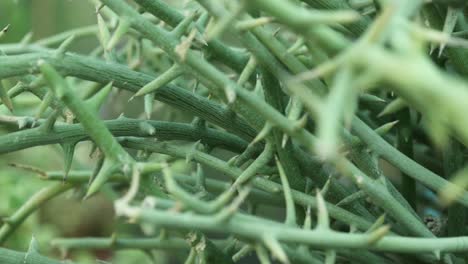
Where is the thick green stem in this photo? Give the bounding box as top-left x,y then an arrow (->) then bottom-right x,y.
119,204 -> 468,254
0,117 -> 248,154
0,51 -> 256,140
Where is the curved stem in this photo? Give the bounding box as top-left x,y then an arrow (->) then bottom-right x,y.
0,51 -> 256,141
0,117 -> 248,154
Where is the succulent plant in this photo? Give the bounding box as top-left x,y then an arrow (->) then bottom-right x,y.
1,0 -> 468,263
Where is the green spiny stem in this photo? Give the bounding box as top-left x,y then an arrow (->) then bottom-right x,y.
120,137 -> 376,231
0,247 -> 71,264
341,159 -> 434,238
352,117 -> 468,206
231,11 -> 420,226
232,16 -> 373,218
100,0 -> 321,149
134,0 -> 249,74
40,171 -> 290,232
261,70 -> 306,191
0,51 -> 256,140
423,4 -> 468,77
135,1 -> 332,197
39,62 -> 130,162
231,0 -> 466,212
0,117 -> 248,154
0,183 -> 73,245
346,145 -> 419,223
3,1 -> 468,262
117,203 -> 468,254
232,2 -> 462,233
20,168 -> 281,213
234,142 -> 274,186
231,24 -> 428,234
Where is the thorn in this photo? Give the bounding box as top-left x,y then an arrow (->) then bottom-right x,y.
237,56 -> 257,86
227,155 -> 239,166
144,93 -> 155,119
97,12 -> 111,49
439,7 -> 460,57
254,244 -> 271,264
60,142 -> 77,182
39,109 -> 60,133
17,116 -> 35,129
276,157 -> 296,227
56,34 -> 76,56
107,19 -> 131,51
206,2 -> 246,41
281,134 -> 289,148
27,235 -> 40,254
171,11 -> 198,38
366,214 -> 386,233
263,235 -> 290,264
139,121 -> 156,136
367,225 -> 390,245
195,29 -> 208,46
95,3 -> 104,14
191,117 -> 206,129
174,28 -> 197,61
290,58 -> 339,84
359,93 -> 386,103
35,91 -> 54,119
286,37 -> 304,54
86,82 -> 113,113
374,120 -> 399,135
134,64 -> 183,97
20,31 -> 33,45
224,85 -> 237,104
315,189 -> 330,230
320,176 -> 332,198
250,122 -> 272,146
292,114 -> 308,131
85,158 -> 118,199
215,185 -> 251,222
186,140 -> 202,163
232,244 -> 253,262
378,98 -> 407,117
0,24 -> 10,39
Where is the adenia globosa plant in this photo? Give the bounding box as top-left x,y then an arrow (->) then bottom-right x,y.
1,0 -> 468,263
